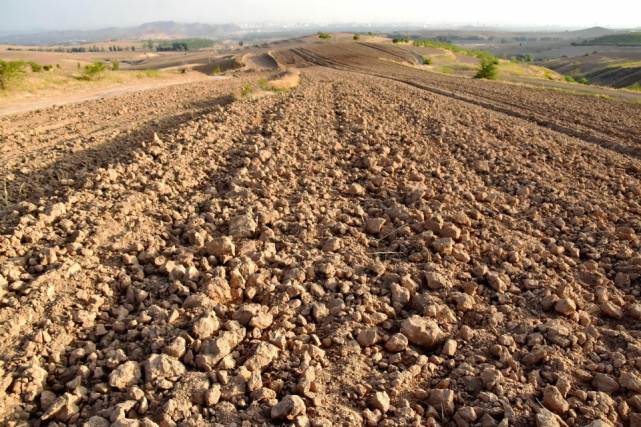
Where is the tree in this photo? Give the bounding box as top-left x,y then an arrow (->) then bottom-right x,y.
112,61 -> 120,71
239,40 -> 244,46
131,46 -> 136,51
475,56 -> 499,80
354,34 -> 361,40
81,61 -> 106,80
147,40 -> 154,50
0,60 -> 26,89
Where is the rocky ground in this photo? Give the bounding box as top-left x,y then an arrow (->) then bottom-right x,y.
0,43 -> 640,427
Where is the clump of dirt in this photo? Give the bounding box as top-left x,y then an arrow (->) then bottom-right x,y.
0,42 -> 640,427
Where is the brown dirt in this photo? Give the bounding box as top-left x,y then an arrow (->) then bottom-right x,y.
1,42 -> 641,427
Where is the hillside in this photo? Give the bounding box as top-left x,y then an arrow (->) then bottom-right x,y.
0,21 -> 242,45
1,42 -> 641,426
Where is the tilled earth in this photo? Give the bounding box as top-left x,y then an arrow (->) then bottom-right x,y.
1,43 -> 641,427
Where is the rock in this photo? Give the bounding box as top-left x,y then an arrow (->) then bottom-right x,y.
229,215 -> 257,238
244,342 -> 279,371
600,301 -> 623,319
145,354 -> 185,385
401,316 -> 446,349
21,364 -> 48,401
204,384 -> 221,406
202,277 -> 232,303
196,328 -> 246,370
442,339 -> 457,356
357,328 -> 379,347
431,238 -> 454,255
365,218 -> 386,235
427,389 -> 455,415
83,416 -> 110,427
542,386 -> 569,414
347,183 -> 366,196
426,272 -> 451,290
486,273 -> 507,293
192,312 -> 220,339
322,238 -> 341,252
554,299 -> 576,316
164,337 -> 187,358
620,372 -> 641,393
536,408 -> 562,427
109,361 -> 141,390
385,333 -> 409,352
390,283 -> 410,307
455,406 -> 477,423
205,236 -> 235,257
592,373 -> 619,393
41,392 -> 78,421
585,421 -> 613,427
271,395 -> 306,420
369,391 -> 390,413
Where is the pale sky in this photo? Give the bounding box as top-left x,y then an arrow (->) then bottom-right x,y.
0,0 -> 638,32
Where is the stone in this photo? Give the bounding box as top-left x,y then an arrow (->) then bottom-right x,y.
229,215 -> 257,238
486,273 -> 507,293
442,339 -> 457,356
390,283 -> 410,307
347,183 -> 366,196
555,299 -> 576,316
192,312 -> 220,339
83,416 -> 110,427
385,333 -> 409,352
536,408 -> 561,427
365,218 -> 386,235
244,342 -> 279,371
600,301 -> 623,319
592,373 -> 619,393
542,386 -> 569,414
205,384 -> 222,406
431,238 -> 454,255
322,238 -> 341,252
271,395 -> 306,420
369,391 -> 390,413
109,361 -> 141,390
401,316 -> 446,349
205,236 -> 235,257
357,328 -> 379,347
427,389 -> 455,415
145,354 -> 185,384
620,372 -> 641,393
202,277 -> 232,303
196,328 -> 246,370
426,272 -> 451,290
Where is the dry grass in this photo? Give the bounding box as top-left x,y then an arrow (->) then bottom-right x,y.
262,69 -> 300,92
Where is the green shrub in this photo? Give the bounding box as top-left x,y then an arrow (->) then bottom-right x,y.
392,37 -> 410,44
111,61 -> 120,71
626,82 -> 641,92
28,61 -> 42,72
318,32 -> 331,40
564,75 -> 576,83
353,34 -> 360,41
43,65 -> 52,71
81,61 -> 106,80
0,60 -> 26,90
578,77 -> 589,85
211,65 -> 222,75
422,56 -> 433,65
258,78 -> 269,89
56,64 -> 61,68
241,84 -> 252,97
475,56 -> 499,80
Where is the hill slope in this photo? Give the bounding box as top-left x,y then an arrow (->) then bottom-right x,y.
1,42 -> 640,426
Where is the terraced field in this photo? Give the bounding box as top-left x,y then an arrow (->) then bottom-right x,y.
1,42 -> 640,426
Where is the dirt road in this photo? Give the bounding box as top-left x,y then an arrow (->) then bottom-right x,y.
1,43 -> 640,426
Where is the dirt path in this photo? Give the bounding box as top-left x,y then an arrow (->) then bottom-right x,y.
0,75 -> 210,118
1,43 -> 641,426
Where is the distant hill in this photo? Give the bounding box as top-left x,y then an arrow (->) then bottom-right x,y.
0,21 -> 241,45
566,26 -> 619,39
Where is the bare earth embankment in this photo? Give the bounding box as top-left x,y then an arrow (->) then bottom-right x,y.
1,43 -> 641,426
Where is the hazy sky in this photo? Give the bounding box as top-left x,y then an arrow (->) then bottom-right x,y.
1,0 -> 639,32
